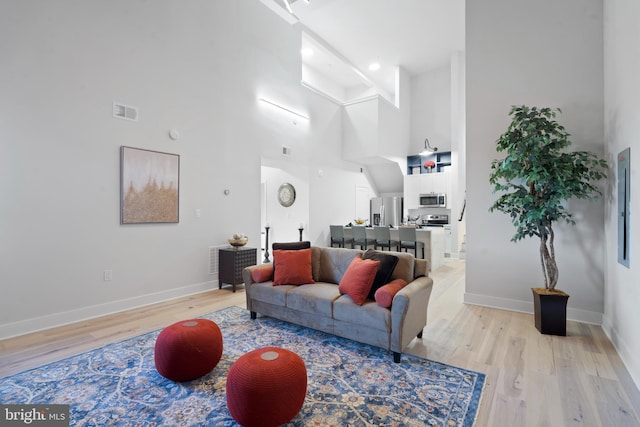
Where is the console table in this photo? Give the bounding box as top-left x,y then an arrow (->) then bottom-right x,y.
219,247 -> 257,292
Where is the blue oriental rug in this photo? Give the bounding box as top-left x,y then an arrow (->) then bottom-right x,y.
0,306 -> 485,426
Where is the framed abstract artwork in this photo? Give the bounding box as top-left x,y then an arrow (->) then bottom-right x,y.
120,146 -> 180,224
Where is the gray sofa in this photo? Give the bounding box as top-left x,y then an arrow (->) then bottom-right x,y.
242,246 -> 434,362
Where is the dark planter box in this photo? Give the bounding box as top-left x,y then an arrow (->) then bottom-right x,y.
532,288 -> 569,336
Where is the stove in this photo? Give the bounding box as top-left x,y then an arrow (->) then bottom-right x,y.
421,214 -> 449,227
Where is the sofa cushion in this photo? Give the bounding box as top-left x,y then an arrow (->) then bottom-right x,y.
333,296 -> 391,332
362,249 -> 399,300
286,283 -> 341,317
273,248 -> 315,286
250,281 -> 294,306
338,255 -> 379,305
374,278 -> 408,308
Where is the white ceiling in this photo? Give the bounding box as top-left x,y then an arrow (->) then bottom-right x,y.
259,0 -> 465,194
269,0 -> 465,97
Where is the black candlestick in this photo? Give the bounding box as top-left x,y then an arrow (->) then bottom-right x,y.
263,226 -> 270,263
298,227 -> 303,242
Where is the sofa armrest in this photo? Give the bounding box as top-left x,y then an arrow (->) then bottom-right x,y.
242,263 -> 273,311
389,276 -> 434,352
414,258 -> 429,278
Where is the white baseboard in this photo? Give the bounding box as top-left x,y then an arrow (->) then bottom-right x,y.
463,292 -> 603,325
602,315 -> 640,392
0,280 -> 219,340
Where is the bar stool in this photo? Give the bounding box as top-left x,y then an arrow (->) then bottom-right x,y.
352,226 -> 375,250
399,226 -> 425,259
374,226 -> 399,251
330,225 -> 353,248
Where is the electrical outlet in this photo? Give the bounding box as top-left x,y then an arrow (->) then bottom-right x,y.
104,270 -> 112,281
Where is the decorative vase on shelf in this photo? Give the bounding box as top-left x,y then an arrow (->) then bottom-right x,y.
228,233 -> 248,249
423,161 -> 436,173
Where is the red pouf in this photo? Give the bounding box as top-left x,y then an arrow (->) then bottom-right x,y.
154,319 -> 223,382
226,347 -> 307,427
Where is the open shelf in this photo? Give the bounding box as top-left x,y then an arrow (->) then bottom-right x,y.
407,151 -> 452,174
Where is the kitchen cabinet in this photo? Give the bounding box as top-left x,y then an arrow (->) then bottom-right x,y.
404,171 -> 451,210
444,225 -> 453,256
404,175 -> 421,209
420,171 -> 450,194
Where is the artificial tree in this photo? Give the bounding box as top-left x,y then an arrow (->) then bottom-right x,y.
489,105 -> 608,292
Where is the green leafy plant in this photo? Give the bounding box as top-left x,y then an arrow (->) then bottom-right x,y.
489,106 -> 608,291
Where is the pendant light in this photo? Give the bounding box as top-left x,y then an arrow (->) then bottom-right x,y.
420,138 -> 438,155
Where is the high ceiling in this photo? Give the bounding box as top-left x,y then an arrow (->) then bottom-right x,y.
259,0 -> 465,193
262,0 -> 465,98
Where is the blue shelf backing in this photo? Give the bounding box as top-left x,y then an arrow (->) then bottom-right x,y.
407,151 -> 452,174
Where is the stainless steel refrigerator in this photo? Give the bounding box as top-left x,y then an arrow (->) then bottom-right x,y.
370,197 -> 403,227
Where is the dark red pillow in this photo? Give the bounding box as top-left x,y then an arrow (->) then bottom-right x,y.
271,241 -> 311,280
251,265 -> 273,283
338,255 -> 380,305
272,248 -> 315,286
374,278 -> 408,308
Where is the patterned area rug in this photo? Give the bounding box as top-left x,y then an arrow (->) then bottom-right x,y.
0,306 -> 485,426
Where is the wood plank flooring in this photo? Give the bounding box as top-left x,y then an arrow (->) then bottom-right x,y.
1,259 -> 639,426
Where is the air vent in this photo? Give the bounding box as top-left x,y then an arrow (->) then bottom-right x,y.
209,245 -> 226,276
282,145 -> 292,156
112,102 -> 138,121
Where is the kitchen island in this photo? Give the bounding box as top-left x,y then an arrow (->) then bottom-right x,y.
342,226 -> 444,271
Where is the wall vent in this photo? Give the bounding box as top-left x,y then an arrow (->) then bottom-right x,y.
113,102 -> 139,121
282,145 -> 292,156
209,245 -> 226,276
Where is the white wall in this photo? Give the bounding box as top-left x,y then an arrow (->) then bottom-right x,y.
302,64 -> 347,102
379,66 -> 412,162
342,98 -> 381,161
450,52 -> 466,257
0,0 -> 358,338
410,65 -> 452,153
603,0 -> 640,388
340,68 -> 412,196
309,167 -> 376,246
262,159 -> 376,250
261,165 -> 310,244
465,0 -> 606,323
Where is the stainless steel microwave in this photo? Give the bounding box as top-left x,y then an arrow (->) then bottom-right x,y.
419,193 -> 446,208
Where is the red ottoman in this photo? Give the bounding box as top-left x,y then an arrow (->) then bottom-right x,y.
154,319 -> 223,382
226,347 -> 307,427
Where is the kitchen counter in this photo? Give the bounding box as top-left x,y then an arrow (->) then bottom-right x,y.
342,226 -> 444,271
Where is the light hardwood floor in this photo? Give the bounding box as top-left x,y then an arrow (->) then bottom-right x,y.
1,259 -> 639,426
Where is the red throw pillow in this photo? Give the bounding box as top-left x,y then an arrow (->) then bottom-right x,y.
338,255 -> 380,305
251,265 -> 274,283
374,278 -> 408,308
272,248 -> 315,286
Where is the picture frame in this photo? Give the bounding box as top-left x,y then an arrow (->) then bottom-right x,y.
120,146 -> 180,224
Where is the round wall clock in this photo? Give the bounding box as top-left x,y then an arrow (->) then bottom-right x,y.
277,183 -> 296,207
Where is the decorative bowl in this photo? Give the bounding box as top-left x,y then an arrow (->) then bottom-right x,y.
228,237 -> 248,248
